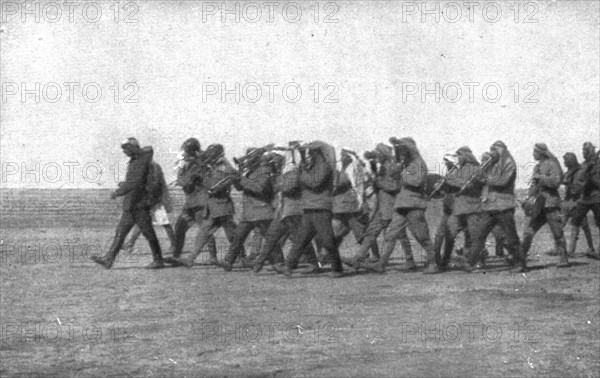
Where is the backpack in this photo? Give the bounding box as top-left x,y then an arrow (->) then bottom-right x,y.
146,162 -> 163,207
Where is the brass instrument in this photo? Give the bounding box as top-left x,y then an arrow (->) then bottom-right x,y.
389,137 -> 408,164
428,164 -> 459,200
456,158 -> 492,196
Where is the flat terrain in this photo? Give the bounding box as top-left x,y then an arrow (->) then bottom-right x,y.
1,189 -> 599,377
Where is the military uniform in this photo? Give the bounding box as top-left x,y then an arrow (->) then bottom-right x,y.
469,141 -> 521,268
519,144 -> 568,269
171,153 -> 217,264
344,145 -> 405,269
178,157 -> 242,268
223,162 -> 280,270
331,167 -> 379,257
123,153 -> 177,255
91,140 -> 163,269
283,143 -> 343,276
253,165 -> 318,273
363,138 -> 436,273
440,147 -> 484,271
570,145 -> 600,259
562,152 -> 594,255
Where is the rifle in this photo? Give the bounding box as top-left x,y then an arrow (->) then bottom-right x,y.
456,159 -> 492,196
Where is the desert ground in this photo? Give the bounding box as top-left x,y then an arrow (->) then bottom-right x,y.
1,189 -> 599,377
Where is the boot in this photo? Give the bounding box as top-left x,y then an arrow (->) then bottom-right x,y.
221,261 -> 233,272
399,258 -> 418,272
360,240 -> 395,273
252,259 -> 265,273
176,256 -> 195,268
90,255 -> 113,269
145,260 -> 165,269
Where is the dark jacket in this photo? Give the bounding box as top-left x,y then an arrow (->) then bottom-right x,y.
299,152 -> 334,210
204,159 -> 236,219
278,169 -> 304,218
235,163 -> 275,222
178,157 -> 209,210
445,157 -> 483,215
146,161 -> 172,211
374,160 -> 400,220
529,156 -> 563,208
114,149 -> 153,211
563,164 -> 585,202
391,144 -> 428,210
574,153 -> 600,204
332,169 -> 360,214
480,151 -> 517,212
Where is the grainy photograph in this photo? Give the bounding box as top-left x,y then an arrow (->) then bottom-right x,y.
1,0 -> 599,376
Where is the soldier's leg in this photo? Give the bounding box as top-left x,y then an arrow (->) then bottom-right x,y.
434,213 -> 450,266
95,211 -> 136,268
254,217 -> 287,271
122,225 -> 142,252
466,213 -> 485,267
246,230 -> 263,261
349,213 -> 387,263
582,203 -> 600,258
255,220 -> 283,265
546,208 -> 569,266
224,221 -> 255,266
380,211 -> 408,269
178,218 -> 220,267
173,210 -> 194,259
313,211 -> 343,273
221,216 -> 247,259
133,208 -> 163,266
466,212 -> 495,269
519,212 -> 546,268
405,209 -> 436,268
580,216 -> 595,252
491,224 -> 505,257
442,215 -> 461,268
332,214 -> 352,247
496,209 -> 521,264
285,213 -> 317,272
348,214 -> 379,259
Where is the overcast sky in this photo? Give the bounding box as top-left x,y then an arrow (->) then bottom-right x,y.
1,0 -> 598,188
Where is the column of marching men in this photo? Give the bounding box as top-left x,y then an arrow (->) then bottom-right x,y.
91,137 -> 600,277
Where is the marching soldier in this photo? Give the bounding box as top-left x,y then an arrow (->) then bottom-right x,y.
222,148 -> 280,271
439,147 -> 486,272
122,146 -> 177,255
518,143 -> 569,271
252,149 -> 319,273
468,141 -> 521,270
330,149 -> 380,259
570,142 -> 600,259
562,152 -> 595,256
176,144 -> 245,268
279,141 -> 344,277
362,137 -> 437,274
91,138 -> 164,269
168,138 -> 217,265
342,144 -> 408,270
